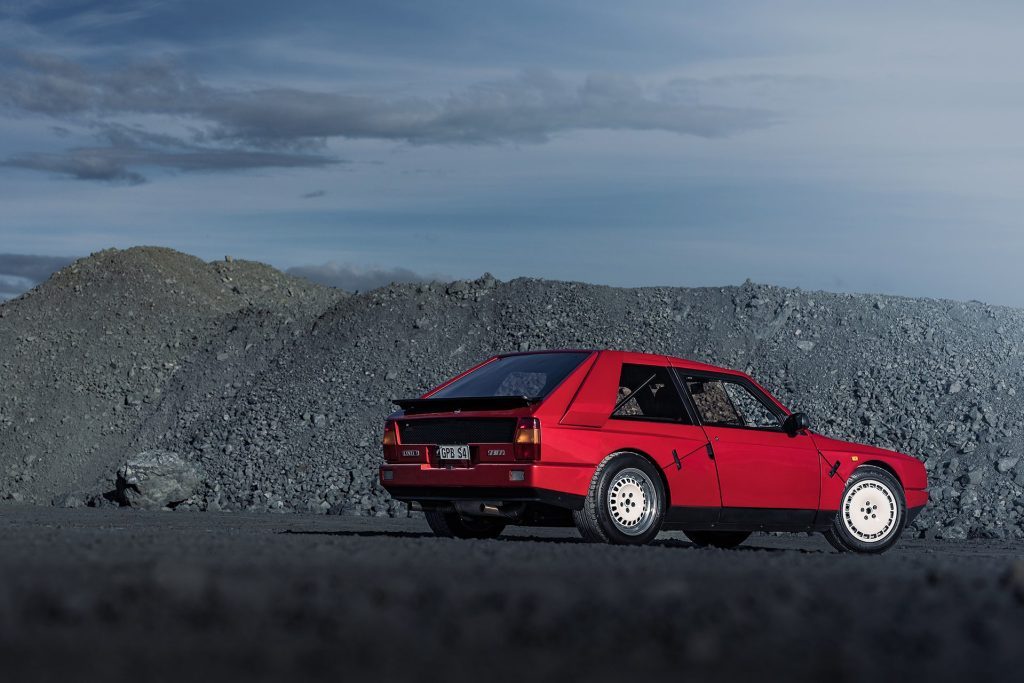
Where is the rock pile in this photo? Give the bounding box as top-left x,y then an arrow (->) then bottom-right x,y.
0,247 -> 342,502
2,248 -> 1022,540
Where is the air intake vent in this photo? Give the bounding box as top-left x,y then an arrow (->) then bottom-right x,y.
398,418 -> 517,445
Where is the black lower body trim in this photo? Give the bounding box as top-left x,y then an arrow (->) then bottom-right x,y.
905,504 -> 926,526
384,486 -> 586,510
664,506 -> 835,532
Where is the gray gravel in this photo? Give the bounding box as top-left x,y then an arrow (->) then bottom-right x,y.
0,247 -> 342,502
2,247 -> 1023,541
0,507 -> 1022,683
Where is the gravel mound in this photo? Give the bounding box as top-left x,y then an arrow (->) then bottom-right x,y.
0,247 -> 343,501
2,248 -> 1022,540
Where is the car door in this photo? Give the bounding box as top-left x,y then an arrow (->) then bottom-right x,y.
679,372 -> 820,518
605,362 -> 721,512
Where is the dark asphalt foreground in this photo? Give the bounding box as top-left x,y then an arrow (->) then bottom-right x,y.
1,508 -> 1023,683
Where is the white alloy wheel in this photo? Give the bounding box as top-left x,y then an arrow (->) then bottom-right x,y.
841,479 -> 897,543
607,467 -> 658,535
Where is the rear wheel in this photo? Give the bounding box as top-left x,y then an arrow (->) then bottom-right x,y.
683,530 -> 750,548
824,465 -> 906,554
573,452 -> 666,545
424,509 -> 506,539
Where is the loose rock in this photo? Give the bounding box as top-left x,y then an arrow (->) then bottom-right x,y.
116,450 -> 204,509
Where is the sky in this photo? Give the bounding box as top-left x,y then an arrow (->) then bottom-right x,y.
1,1 -> 1023,304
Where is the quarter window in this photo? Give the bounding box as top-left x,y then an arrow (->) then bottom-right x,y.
685,377 -> 780,429
612,364 -> 690,423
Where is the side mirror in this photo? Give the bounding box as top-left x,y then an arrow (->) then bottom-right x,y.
783,412 -> 811,435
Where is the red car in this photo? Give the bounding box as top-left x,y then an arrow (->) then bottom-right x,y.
380,350 -> 928,553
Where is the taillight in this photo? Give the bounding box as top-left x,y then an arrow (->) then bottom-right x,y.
513,417 -> 541,461
382,420 -> 399,461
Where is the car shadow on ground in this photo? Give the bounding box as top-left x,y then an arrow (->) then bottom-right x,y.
651,538 -> 825,554
281,529 -> 439,540
279,529 -> 824,553
281,529 -> 588,544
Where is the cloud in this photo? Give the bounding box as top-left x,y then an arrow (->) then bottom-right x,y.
0,52 -> 774,181
185,69 -> 773,145
0,275 -> 34,300
5,150 -> 143,183
3,121 -> 340,183
0,253 -> 76,298
8,0 -> 164,35
287,261 -> 446,292
4,142 -> 339,184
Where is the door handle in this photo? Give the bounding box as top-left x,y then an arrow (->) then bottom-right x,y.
705,443 -> 715,460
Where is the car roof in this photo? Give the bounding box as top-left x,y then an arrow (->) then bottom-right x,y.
498,349 -> 745,377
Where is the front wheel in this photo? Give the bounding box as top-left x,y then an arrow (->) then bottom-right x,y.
824,465 -> 906,554
424,509 -> 505,539
683,530 -> 750,548
573,452 -> 666,545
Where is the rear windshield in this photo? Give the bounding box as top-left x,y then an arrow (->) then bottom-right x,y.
430,352 -> 591,400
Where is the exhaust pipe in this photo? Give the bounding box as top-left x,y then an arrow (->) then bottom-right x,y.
453,501 -> 524,520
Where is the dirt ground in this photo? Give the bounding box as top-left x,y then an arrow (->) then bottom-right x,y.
1,507 -> 1021,683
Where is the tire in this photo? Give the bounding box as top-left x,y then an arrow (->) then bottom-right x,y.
424,509 -> 506,539
683,530 -> 750,549
573,452 -> 666,545
824,465 -> 906,554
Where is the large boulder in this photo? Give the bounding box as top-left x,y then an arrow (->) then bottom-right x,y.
116,451 -> 204,509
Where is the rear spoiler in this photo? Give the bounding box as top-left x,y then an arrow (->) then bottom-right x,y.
393,395 -> 539,414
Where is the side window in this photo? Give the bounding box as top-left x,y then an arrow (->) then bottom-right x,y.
611,364 -> 690,423
722,382 -> 781,428
686,379 -> 742,426
686,377 -> 781,429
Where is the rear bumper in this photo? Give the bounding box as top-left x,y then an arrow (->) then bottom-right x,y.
380,463 -> 591,510
385,486 -> 585,510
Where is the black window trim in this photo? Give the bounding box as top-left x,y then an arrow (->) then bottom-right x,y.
608,362 -> 696,426
676,369 -> 787,433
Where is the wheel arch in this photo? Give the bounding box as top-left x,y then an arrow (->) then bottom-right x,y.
606,448 -> 672,509
859,460 -> 903,488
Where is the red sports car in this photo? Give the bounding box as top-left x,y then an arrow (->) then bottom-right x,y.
380,350 -> 928,553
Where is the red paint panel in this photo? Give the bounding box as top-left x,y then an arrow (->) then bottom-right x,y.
381,462 -> 593,497
664,440 -> 722,509
817,454 -> 848,511
535,351 -> 598,421
704,426 -> 821,510
905,489 -> 929,509
559,350 -> 620,427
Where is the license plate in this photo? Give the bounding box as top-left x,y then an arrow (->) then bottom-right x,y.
438,444 -> 470,460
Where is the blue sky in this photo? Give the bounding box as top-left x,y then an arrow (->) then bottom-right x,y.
1,1 -> 1023,304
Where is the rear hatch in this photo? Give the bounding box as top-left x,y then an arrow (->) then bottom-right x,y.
384,351 -> 594,467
